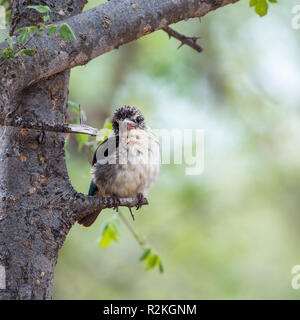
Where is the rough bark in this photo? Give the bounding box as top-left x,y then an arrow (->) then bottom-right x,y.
0,0 -> 239,300
0,0 -> 88,301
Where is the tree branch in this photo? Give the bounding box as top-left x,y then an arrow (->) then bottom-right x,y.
162,26 -> 202,53
0,0 -> 240,94
71,192 -> 148,223
0,116 -> 99,136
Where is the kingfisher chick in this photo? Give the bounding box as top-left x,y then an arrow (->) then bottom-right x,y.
78,106 -> 160,227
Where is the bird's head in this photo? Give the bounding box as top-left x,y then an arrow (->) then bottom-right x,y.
112,105 -> 146,134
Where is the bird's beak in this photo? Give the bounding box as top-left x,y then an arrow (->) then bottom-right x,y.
124,119 -> 137,130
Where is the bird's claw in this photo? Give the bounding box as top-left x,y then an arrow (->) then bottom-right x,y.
136,193 -> 147,210
111,195 -> 120,212
127,194 -> 146,221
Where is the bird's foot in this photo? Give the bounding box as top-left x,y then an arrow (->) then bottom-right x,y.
111,195 -> 120,212
136,193 -> 147,210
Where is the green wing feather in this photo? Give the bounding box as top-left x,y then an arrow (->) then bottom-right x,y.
88,180 -> 98,196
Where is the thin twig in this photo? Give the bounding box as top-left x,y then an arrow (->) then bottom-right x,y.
117,209 -> 145,250
162,26 -> 202,53
79,104 -> 82,125
128,207 -> 135,221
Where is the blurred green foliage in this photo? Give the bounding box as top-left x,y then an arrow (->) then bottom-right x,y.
140,248 -> 164,274
99,218 -> 120,249
51,0 -> 300,299
250,0 -> 278,17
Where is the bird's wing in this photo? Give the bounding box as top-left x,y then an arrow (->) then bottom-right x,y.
92,135 -> 119,165
88,179 -> 98,196
91,135 -> 120,196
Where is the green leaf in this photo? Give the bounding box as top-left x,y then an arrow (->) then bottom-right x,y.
250,0 -> 276,16
103,118 -> 113,130
68,100 -> 80,114
255,0 -> 268,17
38,23 -> 46,31
76,133 -> 89,151
34,26 -> 42,36
20,49 -> 37,56
96,128 -> 112,145
28,26 -> 36,37
159,261 -> 164,274
99,230 -> 111,248
60,23 -> 77,42
47,24 -> 57,36
96,119 -> 113,144
68,101 -> 87,122
0,45 -> 17,60
139,248 -> 164,273
13,27 -> 26,35
0,49 -> 8,59
18,29 -> 28,44
71,118 -> 79,124
139,248 -> 151,261
99,221 -> 120,248
43,15 -> 50,23
27,5 -> 50,14
250,0 -> 271,17
146,254 -> 160,270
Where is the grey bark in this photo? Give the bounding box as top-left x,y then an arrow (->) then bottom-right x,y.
0,0 -> 239,299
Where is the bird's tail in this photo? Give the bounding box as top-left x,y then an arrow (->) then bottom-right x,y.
78,180 -> 100,227
78,211 -> 101,227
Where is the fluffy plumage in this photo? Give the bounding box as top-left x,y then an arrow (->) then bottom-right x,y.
78,106 -> 160,227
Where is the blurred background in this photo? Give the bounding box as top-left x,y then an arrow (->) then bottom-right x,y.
51,0 -> 300,299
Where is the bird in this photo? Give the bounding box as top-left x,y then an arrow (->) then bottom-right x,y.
78,105 -> 160,227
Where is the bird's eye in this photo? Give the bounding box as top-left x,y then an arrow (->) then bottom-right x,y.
136,116 -> 143,123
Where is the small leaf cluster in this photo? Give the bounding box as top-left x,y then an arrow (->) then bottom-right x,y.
249,0 -> 277,17
98,215 -> 164,274
98,219 -> 120,248
140,248 -> 164,273
0,37 -> 17,60
96,118 -> 113,145
27,5 -> 51,22
0,5 -> 77,63
25,6 -> 77,41
0,35 -> 36,61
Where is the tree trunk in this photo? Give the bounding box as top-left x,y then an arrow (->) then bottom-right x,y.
0,0 -> 87,299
